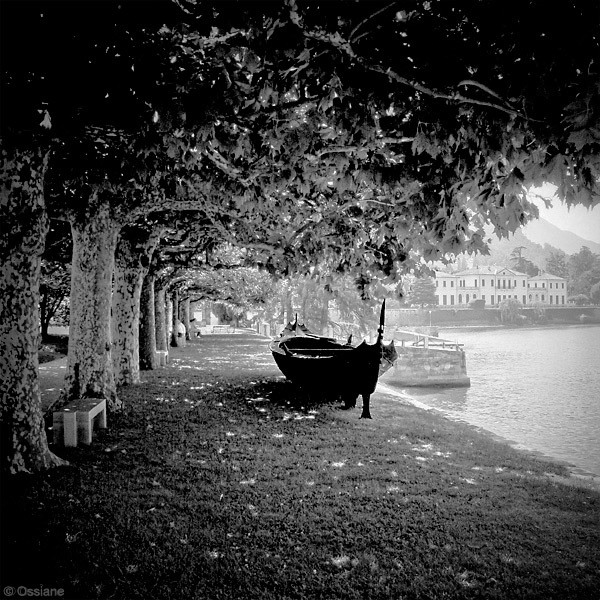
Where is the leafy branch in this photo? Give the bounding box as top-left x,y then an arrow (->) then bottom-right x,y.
292,16 -> 533,121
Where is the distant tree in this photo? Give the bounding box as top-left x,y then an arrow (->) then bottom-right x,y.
510,246 -> 539,276
568,294 -> 590,306
39,261 -> 71,340
406,277 -> 437,307
569,247 -> 599,279
499,298 -> 523,324
589,282 -> 600,305
546,250 -> 569,278
568,247 -> 600,298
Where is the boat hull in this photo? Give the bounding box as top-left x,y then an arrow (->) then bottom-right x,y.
270,338 -> 383,399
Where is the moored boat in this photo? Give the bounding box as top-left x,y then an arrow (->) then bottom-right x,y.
269,301 -> 397,418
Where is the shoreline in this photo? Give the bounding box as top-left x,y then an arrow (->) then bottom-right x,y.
376,381 -> 600,491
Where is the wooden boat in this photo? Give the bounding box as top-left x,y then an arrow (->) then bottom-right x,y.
269,301 -> 397,418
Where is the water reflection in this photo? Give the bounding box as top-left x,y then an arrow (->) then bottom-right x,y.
387,325 -> 600,476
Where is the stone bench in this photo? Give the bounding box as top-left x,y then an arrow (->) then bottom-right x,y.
53,398 -> 107,447
212,325 -> 235,334
156,350 -> 169,366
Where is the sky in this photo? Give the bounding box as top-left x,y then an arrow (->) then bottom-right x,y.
527,183 -> 600,244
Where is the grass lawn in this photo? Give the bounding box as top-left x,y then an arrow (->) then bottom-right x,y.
2,333 -> 599,599
38,334 -> 69,364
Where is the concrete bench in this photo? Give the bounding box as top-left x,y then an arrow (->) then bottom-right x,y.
212,325 -> 235,334
53,398 -> 107,447
156,350 -> 169,366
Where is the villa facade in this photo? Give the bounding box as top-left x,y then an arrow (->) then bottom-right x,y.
434,266 -> 567,307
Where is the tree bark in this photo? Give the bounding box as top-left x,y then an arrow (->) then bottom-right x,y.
111,226 -> 161,384
111,235 -> 144,386
166,297 -> 173,344
180,297 -> 191,341
62,197 -> 122,411
171,288 -> 184,347
139,274 -> 157,370
154,285 -> 168,352
0,146 -> 66,473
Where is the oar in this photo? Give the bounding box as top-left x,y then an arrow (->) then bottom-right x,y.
377,299 -> 386,343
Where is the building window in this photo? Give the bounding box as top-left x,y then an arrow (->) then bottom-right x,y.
523,280 -> 526,287
458,294 -> 462,303
482,295 -> 485,302
522,295 -> 526,304
451,280 -> 454,287
542,295 -> 545,302
514,280 -> 517,287
482,279 -> 486,287
466,294 -> 470,303
450,296 -> 455,305
443,295 -> 447,305
550,296 -> 553,304
443,280 -> 447,287
562,283 -> 565,289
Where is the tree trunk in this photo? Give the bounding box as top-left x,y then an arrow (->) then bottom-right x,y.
171,288 -> 184,347
180,297 -> 191,341
111,237 -> 144,386
139,274 -> 157,370
111,226 -> 161,384
166,297 -> 173,344
0,146 -> 65,473
62,198 -> 122,412
154,285 -> 168,352
40,291 -> 50,341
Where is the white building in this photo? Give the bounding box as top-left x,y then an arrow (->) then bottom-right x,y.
434,266 -> 566,307
433,271 -> 458,306
527,272 -> 567,305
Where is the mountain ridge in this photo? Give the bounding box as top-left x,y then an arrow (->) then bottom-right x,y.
520,218 -> 600,255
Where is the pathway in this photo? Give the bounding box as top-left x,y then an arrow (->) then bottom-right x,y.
39,357 -> 67,415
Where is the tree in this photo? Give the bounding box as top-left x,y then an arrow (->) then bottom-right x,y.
510,246 -> 539,277
546,250 -> 569,279
568,294 -> 590,307
39,261 -> 71,341
405,277 -> 437,307
568,247 -> 600,298
499,298 -> 524,324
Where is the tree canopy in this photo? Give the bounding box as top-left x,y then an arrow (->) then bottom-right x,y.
3,0 -> 599,282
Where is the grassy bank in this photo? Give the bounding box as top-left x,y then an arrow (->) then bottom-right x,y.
3,334 -> 599,599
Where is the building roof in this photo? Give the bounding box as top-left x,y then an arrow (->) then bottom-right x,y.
451,266 -> 528,277
529,271 -> 566,281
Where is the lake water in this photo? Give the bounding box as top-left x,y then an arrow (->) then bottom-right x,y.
387,324 -> 600,476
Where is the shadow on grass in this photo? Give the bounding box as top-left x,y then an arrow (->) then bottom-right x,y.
2,334 -> 599,599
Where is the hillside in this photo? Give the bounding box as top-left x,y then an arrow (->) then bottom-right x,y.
475,227 -> 557,271
463,219 -> 599,273
521,218 -> 600,255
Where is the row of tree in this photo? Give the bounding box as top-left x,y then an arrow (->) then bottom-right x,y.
2,0 -> 599,473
